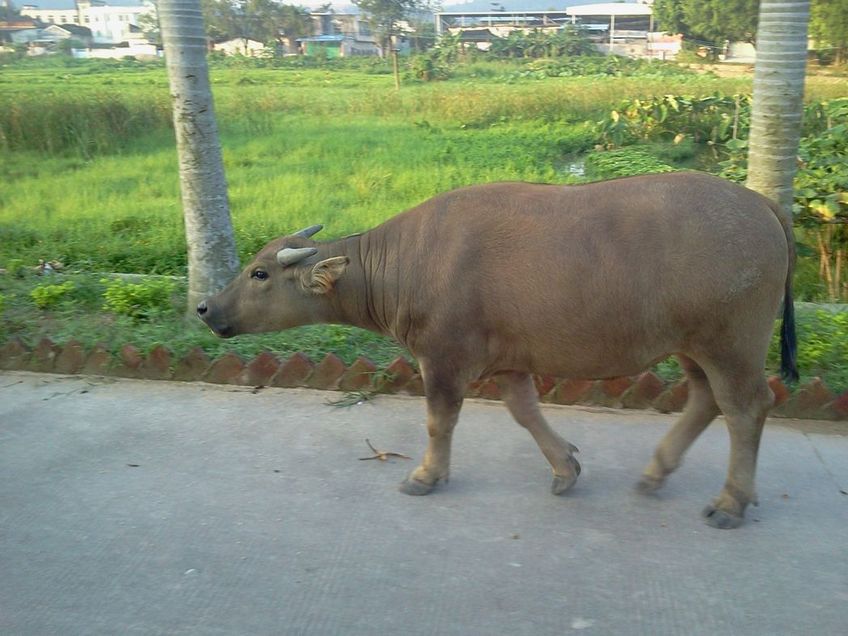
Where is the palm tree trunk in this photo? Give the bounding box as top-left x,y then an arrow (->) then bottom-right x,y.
159,0 -> 240,315
745,0 -> 810,216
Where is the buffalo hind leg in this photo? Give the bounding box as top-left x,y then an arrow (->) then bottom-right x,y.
399,362 -> 466,496
500,372 -> 581,495
637,355 -> 719,494
700,364 -> 774,529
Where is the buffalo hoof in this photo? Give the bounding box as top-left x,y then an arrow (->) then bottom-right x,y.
399,477 -> 437,496
551,455 -> 581,495
635,474 -> 665,495
701,504 -> 744,529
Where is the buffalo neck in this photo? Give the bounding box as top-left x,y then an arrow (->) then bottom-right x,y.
316,231 -> 401,340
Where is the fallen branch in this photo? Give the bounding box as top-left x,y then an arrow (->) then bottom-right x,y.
359,439 -> 412,461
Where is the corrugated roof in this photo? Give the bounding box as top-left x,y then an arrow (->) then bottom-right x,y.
297,35 -> 345,42
22,0 -> 148,9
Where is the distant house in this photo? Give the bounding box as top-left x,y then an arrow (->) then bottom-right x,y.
300,11 -> 412,57
300,12 -> 379,57
42,23 -> 93,46
435,1 -> 682,60
20,0 -> 155,45
213,38 -> 268,57
0,18 -> 41,46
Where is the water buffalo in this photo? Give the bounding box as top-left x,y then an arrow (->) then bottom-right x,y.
198,172 -> 797,529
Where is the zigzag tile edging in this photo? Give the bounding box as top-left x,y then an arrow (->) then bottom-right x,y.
1,336 -> 847,421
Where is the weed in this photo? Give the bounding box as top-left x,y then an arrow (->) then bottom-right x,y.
101,277 -> 177,320
30,280 -> 76,309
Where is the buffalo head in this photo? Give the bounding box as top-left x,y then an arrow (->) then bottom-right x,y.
197,224 -> 349,338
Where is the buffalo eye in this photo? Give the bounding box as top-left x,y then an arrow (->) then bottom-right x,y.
251,269 -> 269,281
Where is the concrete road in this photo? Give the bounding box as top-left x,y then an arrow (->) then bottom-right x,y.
1,371 -> 846,636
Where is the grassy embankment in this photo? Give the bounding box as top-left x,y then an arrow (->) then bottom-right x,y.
1,58 -> 846,386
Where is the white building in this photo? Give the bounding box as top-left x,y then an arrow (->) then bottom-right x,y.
213,38 -> 268,57
20,0 -> 154,45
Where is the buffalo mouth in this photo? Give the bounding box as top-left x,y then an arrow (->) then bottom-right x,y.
197,315 -> 236,339
210,324 -> 235,339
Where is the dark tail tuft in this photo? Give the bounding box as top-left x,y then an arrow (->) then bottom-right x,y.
780,287 -> 799,384
767,197 -> 799,384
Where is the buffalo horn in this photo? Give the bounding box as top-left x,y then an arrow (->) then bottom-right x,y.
277,247 -> 318,266
293,224 -> 324,239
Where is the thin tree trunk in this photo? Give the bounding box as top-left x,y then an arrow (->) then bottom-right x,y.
159,0 -> 240,316
746,0 -> 810,218
816,228 -> 833,298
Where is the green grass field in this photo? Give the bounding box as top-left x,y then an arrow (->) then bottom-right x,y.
1,56 -> 847,389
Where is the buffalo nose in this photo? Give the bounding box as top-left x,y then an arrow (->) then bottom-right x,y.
196,300 -> 208,316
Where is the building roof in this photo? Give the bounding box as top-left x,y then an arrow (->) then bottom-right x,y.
0,19 -> 40,30
297,34 -> 345,43
45,23 -> 92,36
566,3 -> 652,17
457,28 -> 498,42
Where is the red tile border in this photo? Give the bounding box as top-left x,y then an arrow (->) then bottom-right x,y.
0,337 -> 845,421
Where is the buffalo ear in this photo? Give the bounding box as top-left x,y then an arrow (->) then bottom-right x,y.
306,256 -> 349,294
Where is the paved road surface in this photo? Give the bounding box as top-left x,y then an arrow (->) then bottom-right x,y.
1,371 -> 846,635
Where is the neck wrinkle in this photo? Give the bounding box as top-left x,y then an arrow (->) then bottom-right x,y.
356,232 -> 394,336
313,233 -> 384,334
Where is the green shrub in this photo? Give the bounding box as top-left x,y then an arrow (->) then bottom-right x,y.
769,309 -> 848,390
597,93 -> 751,149
408,53 -> 451,82
30,280 -> 76,309
101,277 -> 176,319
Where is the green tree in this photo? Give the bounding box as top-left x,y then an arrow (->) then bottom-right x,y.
653,0 -> 759,46
3,0 -> 21,21
353,0 -> 431,54
137,10 -> 162,46
277,3 -> 311,53
810,0 -> 848,64
198,0 -> 310,52
201,0 -> 238,42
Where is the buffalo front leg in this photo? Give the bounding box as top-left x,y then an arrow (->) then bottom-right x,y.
500,372 -> 581,495
399,363 -> 465,496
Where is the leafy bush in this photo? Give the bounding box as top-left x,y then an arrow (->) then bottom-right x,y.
597,93 -> 750,148
408,52 -> 452,82
510,56 -> 694,81
487,27 -> 596,59
101,277 -> 176,320
30,280 -> 76,309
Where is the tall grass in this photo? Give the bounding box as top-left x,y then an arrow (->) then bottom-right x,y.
1,59 -> 842,157
0,91 -> 171,156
